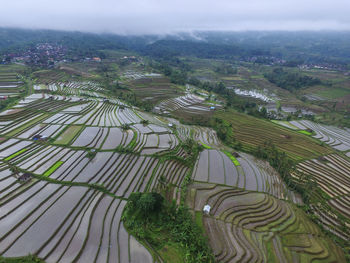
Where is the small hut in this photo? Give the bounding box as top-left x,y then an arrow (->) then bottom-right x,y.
203,204 -> 211,215
18,173 -> 32,182
232,152 -> 240,158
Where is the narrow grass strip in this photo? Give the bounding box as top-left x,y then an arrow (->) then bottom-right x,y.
43,161 -> 64,177
199,142 -> 212,149
223,150 -> 240,166
4,148 -> 27,161
298,130 -> 312,136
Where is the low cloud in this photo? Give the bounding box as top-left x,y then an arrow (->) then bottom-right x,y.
0,0 -> 349,34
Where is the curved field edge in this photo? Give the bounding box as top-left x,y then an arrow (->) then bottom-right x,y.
212,109 -> 333,161
185,182 -> 346,263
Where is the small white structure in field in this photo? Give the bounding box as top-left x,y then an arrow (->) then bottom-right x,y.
168,123 -> 173,127
203,204 -> 211,215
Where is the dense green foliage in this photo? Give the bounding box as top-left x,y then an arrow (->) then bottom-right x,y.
253,141 -> 326,204
0,255 -> 44,263
0,96 -> 20,111
123,192 -> 214,262
215,63 -> 237,74
264,68 -> 321,91
150,60 -> 189,85
210,117 -> 235,143
254,140 -> 295,178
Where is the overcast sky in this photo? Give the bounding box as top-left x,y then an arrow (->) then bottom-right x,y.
0,0 -> 349,34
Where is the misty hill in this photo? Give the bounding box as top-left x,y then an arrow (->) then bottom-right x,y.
1,28 -> 350,66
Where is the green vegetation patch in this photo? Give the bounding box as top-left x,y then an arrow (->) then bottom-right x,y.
43,161 -> 64,177
213,109 -> 332,161
0,255 -> 45,263
4,148 -> 27,161
298,130 -> 312,136
123,192 -> 214,263
223,150 -> 240,166
200,141 -> 212,149
264,68 -> 321,92
315,87 -> 350,99
54,125 -> 82,144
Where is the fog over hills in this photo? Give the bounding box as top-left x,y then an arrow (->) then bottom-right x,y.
0,0 -> 349,34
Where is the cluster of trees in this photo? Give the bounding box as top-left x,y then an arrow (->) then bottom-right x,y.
209,117 -> 235,143
0,255 -> 44,263
181,138 -> 204,166
253,141 -> 321,204
214,64 -> 237,75
0,96 -> 18,111
123,192 -> 214,262
150,60 -> 190,85
254,141 -> 294,178
264,68 -> 321,92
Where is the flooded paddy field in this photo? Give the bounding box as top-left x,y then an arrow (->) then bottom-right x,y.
0,72 -> 348,263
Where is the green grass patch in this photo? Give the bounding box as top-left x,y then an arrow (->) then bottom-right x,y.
4,148 -> 27,161
199,142 -> 212,149
126,130 -> 138,149
43,161 -> 64,177
54,125 -> 82,144
0,63 -> 27,73
315,87 -> 350,99
195,211 -> 204,230
0,255 -> 45,263
223,150 -> 240,166
298,130 -> 312,136
158,242 -> 184,263
221,76 -> 243,81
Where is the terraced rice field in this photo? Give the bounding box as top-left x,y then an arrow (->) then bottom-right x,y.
289,120 -> 350,152
192,150 -> 301,203
0,172 -> 152,262
33,70 -> 69,85
294,154 -> 350,240
0,72 -> 24,96
187,183 -> 346,263
0,73 -> 347,262
127,77 -> 184,104
122,71 -> 162,80
155,93 -> 206,113
172,119 -> 221,148
215,110 -> 333,161
0,79 -> 188,262
295,154 -> 350,198
45,81 -> 104,97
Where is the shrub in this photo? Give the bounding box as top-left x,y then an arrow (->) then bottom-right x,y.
123,192 -> 214,262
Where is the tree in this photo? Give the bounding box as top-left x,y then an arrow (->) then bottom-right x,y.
121,123 -> 130,131
140,119 -> 149,126
128,192 -> 164,216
